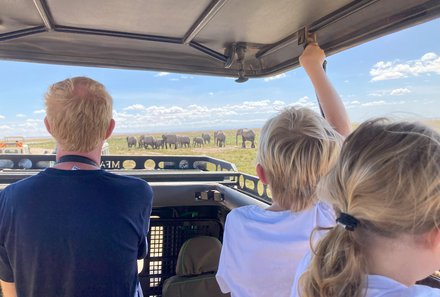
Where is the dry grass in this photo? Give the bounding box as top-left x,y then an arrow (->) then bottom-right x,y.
26,120 -> 440,176
28,129 -> 260,175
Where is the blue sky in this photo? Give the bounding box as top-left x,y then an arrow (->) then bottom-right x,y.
0,18 -> 439,138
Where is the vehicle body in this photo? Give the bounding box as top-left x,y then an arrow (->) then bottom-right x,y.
1,0 -> 439,296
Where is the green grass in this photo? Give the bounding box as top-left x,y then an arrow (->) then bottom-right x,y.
26,120 -> 440,176
28,129 -> 260,176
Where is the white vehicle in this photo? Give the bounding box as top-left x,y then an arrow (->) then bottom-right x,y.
0,137 -> 30,154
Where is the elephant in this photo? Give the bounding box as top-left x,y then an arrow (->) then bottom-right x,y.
216,131 -> 226,147
193,137 -> 204,147
138,135 -> 145,148
162,134 -> 178,149
126,136 -> 137,148
236,128 -> 255,148
154,138 -> 164,149
214,130 -> 220,143
178,136 -> 191,148
201,133 -> 211,144
142,136 -> 155,149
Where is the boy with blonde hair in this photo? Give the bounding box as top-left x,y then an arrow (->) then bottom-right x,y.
0,77 -> 152,297
216,44 -> 350,297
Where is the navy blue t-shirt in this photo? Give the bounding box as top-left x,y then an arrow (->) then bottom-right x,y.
0,168 -> 153,297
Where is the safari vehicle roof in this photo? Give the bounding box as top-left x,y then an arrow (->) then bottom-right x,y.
1,0 -> 439,80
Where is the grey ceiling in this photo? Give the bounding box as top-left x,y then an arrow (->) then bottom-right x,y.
0,0 -> 439,79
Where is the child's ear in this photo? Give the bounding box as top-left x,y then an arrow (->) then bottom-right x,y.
256,164 -> 268,185
105,119 -> 115,139
44,117 -> 51,134
425,228 -> 440,251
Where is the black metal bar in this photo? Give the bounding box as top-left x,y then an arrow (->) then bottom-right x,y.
0,171 -> 239,184
0,154 -> 238,171
55,26 -> 182,44
254,0 -> 440,78
255,0 -> 378,59
316,60 -> 326,118
189,42 -> 228,63
308,0 -> 379,32
183,0 -> 229,44
32,0 -> 54,30
320,0 -> 440,54
0,26 -> 47,42
256,32 -> 298,59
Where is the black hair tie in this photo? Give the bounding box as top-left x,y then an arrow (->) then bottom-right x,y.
336,212 -> 359,231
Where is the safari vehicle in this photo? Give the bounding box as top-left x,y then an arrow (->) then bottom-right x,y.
0,0 -> 439,296
0,137 -> 30,154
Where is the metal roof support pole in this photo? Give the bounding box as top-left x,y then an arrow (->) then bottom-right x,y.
32,0 -> 54,31
182,0 -> 230,44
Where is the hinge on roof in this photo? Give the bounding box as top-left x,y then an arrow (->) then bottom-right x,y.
224,43 -> 249,83
298,27 -> 317,48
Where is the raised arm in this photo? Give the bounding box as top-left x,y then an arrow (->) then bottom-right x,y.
299,44 -> 351,137
1,281 -> 17,297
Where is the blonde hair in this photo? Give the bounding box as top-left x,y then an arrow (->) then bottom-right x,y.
257,107 -> 342,212
300,118 -> 440,297
45,77 -> 113,152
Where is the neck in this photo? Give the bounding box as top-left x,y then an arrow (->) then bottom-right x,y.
365,233 -> 437,286
54,144 -> 102,170
266,201 -> 287,211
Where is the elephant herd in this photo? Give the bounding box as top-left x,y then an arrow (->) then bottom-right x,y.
126,129 -> 255,149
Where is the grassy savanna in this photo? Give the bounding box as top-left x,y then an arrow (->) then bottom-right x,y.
27,120 -> 440,175
27,129 -> 261,175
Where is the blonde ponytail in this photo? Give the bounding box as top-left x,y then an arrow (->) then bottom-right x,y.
300,226 -> 366,297
299,118 -> 440,297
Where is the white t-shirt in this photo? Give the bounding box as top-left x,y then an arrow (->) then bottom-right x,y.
216,201 -> 335,297
290,253 -> 440,297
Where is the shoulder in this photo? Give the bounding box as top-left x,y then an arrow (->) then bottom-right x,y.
102,171 -> 152,193
314,200 -> 336,226
0,173 -> 40,199
367,276 -> 440,297
226,205 -> 266,222
407,285 -> 440,297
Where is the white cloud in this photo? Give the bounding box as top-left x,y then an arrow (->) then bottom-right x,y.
370,52 -> 440,81
369,91 -> 386,97
356,100 -> 406,107
113,97 -> 318,132
124,104 -> 146,111
208,92 -> 214,96
155,72 -> 170,77
264,73 -> 287,82
362,100 -> 387,107
369,88 -> 412,97
0,115 -> 5,120
33,109 -> 46,114
16,114 -> 26,118
390,88 -> 411,96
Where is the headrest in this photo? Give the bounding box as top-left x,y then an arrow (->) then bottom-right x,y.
176,236 -> 222,276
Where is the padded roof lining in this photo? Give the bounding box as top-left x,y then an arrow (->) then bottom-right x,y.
0,0 -> 439,79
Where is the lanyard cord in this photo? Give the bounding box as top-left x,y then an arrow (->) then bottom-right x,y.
56,155 -> 99,167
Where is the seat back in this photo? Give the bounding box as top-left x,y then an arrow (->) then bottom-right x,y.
162,236 -> 229,297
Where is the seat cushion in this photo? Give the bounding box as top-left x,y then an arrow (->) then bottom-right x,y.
162,274 -> 229,297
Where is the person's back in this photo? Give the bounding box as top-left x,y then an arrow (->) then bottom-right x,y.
291,119 -> 440,297
216,44 -> 350,297
216,201 -> 334,297
0,169 -> 151,297
0,77 -> 153,297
